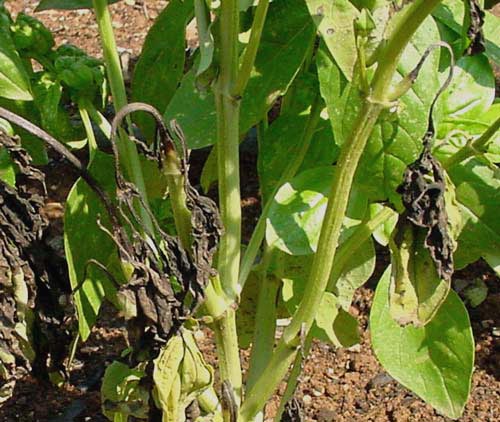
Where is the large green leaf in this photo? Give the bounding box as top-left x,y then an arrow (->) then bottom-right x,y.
35,0 -> 122,11
132,0 -> 193,141
258,113 -> 338,204
64,151 -> 125,340
164,70 -> 217,149
371,267 -> 474,419
435,55 -> 495,140
433,0 -> 500,64
318,17 -> 442,205
165,0 -> 315,149
0,12 -> 32,101
305,0 -> 359,80
448,157 -> 500,269
0,98 -> 48,164
266,166 -> 367,255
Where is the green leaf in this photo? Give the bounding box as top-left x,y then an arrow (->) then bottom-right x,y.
0,13 -> 32,101
266,166 -> 367,255
0,118 -> 15,186
433,1 -> 500,64
318,17 -> 443,204
101,361 -> 149,421
35,0 -> 122,11
369,203 -> 398,246
32,72 -> 81,143
239,0 -> 315,132
0,144 -> 14,186
0,98 -> 48,164
448,157 -> 500,269
165,0 -> 315,149
305,0 -> 359,80
312,292 -> 360,348
164,70 -> 217,149
64,151 -> 126,340
258,112 -> 338,204
371,267 -> 474,419
132,0 -> 193,141
435,55 -> 495,140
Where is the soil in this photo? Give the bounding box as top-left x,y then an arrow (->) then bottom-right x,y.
1,1 -> 499,422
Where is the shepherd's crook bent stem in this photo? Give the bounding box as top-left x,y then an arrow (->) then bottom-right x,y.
238,1 -> 443,420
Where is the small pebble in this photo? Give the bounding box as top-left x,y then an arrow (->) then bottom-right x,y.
302,394 -> 312,405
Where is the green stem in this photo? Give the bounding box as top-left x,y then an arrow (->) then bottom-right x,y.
78,100 -> 98,162
273,334 -> 313,422
238,95 -> 323,290
212,0 -> 243,412
92,0 -> 153,233
245,251 -> 280,391
239,2 -> 442,420
233,0 -> 270,97
213,309 -> 242,405
163,148 -> 192,249
443,115 -> 500,169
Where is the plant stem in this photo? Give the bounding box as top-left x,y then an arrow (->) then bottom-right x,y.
213,308 -> 242,405
216,0 -> 241,301
78,100 -> 98,162
163,148 -> 192,249
238,95 -> 323,289
212,0 -> 243,411
92,0 -> 153,232
245,250 -> 280,391
443,115 -> 500,169
273,334 -> 313,422
233,0 -> 270,97
239,2 -> 442,419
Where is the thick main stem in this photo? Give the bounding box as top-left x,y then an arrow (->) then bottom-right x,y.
239,1 -> 442,419
92,0 -> 153,232
213,0 -> 243,411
